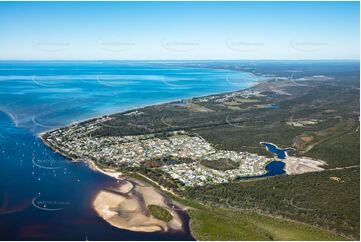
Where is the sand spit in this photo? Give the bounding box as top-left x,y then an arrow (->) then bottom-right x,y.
85,158 -> 123,180
284,156 -> 326,175
93,178 -> 184,233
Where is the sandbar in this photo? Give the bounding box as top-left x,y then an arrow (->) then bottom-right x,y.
92,179 -> 184,233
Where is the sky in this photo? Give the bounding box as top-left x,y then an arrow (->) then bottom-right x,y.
0,1 -> 359,60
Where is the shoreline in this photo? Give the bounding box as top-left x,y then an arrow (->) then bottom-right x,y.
36,71 -> 267,175
92,178 -> 185,233
39,129 -> 190,234
32,72 -> 345,239
34,71 -> 263,135
39,133 -> 124,180
35,74 -> 272,235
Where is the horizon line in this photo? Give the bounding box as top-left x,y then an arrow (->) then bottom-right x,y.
0,59 -> 359,62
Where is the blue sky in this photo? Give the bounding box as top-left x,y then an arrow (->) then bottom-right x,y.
0,1 -> 359,60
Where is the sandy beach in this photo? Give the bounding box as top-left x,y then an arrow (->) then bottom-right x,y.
84,157 -> 123,180
39,133 -> 186,233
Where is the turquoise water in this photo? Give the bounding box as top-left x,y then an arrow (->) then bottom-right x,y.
0,61 -> 259,133
0,61 -> 261,240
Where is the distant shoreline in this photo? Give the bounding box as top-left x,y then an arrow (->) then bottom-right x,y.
36,72 -> 267,231
38,71 -> 267,178
35,69 -> 264,135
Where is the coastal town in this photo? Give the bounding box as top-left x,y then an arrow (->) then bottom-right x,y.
43,117 -> 271,187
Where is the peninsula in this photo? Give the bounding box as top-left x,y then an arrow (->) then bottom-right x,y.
41,63 -> 359,240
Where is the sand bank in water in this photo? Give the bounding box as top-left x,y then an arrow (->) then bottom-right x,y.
93,179 -> 183,233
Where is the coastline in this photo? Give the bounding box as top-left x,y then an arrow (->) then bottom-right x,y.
39,127 -> 189,234
34,71 -> 263,135
39,132 -> 123,180
35,74 -> 270,235
33,71 -> 350,240
37,71 -> 267,176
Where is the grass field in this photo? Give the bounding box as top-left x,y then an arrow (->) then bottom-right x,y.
188,207 -> 346,241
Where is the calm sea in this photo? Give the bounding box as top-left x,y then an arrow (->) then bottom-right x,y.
0,61 -> 260,240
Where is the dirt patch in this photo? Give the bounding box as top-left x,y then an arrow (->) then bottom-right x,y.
177,103 -> 214,112
300,136 -> 314,143
283,156 -> 326,175
329,176 -> 344,183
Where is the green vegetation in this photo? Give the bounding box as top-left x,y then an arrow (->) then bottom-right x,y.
125,165 -> 358,240
200,158 -> 239,171
127,170 -> 348,240
305,131 -> 360,168
77,62 -> 359,240
187,167 -> 360,240
189,207 -> 346,241
147,204 -> 173,222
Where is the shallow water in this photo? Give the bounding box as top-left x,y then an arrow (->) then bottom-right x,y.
0,61 -> 261,240
0,61 -> 260,134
